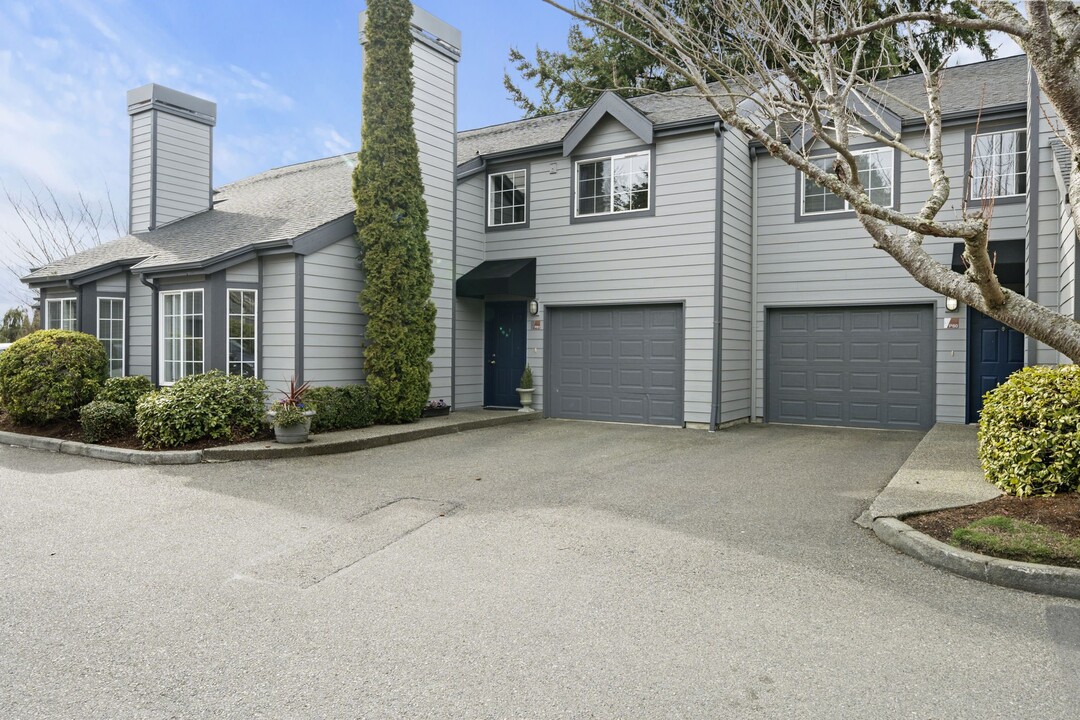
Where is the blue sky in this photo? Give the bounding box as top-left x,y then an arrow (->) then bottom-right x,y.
0,0 -> 573,304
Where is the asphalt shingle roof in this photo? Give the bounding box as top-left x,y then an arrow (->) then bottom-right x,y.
24,154 -> 356,283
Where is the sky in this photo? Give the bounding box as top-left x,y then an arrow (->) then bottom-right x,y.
0,1 -> 1022,306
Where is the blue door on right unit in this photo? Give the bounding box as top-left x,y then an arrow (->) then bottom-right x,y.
967,309 -> 1024,422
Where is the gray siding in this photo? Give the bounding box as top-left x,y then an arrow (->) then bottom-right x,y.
127,274 -> 152,378
153,112 -> 212,227
454,173 -> 486,408
260,254 -> 296,389
1034,96 -> 1067,364
573,115 -> 642,156
96,273 -> 127,294
753,124 -> 1030,424
412,41 -> 456,404
303,236 -> 365,386
721,128 -> 753,423
226,259 -> 259,284
130,112 -> 153,233
482,126 -> 719,424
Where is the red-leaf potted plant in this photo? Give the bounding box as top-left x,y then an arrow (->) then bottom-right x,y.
267,376 -> 317,444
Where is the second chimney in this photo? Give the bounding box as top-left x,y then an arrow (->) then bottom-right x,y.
127,84 -> 217,233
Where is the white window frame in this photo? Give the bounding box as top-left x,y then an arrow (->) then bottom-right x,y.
226,288 -> 258,378
96,296 -> 125,378
158,288 -> 204,386
970,129 -> 1027,200
800,147 -> 895,216
487,169 -> 528,227
45,298 -> 78,331
573,150 -> 652,218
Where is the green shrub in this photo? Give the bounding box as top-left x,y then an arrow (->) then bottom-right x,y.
0,330 -> 108,425
307,384 -> 377,433
79,400 -> 133,443
135,371 -> 267,449
96,375 -> 156,411
978,365 -> 1080,496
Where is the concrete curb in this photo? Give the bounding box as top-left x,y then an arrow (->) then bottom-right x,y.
202,411 -> 538,462
0,430 -> 203,465
872,516 -> 1080,601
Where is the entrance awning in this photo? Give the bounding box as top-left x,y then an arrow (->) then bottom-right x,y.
456,258 -> 536,299
951,239 -> 1024,289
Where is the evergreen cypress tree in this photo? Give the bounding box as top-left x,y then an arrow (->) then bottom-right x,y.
353,0 -> 435,424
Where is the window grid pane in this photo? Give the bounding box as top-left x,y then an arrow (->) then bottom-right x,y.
227,289 -> 257,377
488,170 -> 527,227
97,298 -> 125,378
971,130 -> 1026,199
802,149 -> 892,214
161,289 -> 204,383
576,153 -> 649,217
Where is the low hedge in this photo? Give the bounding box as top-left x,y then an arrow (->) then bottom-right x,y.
79,400 -> 133,444
0,330 -> 108,425
306,384 -> 377,433
978,364 -> 1080,496
96,375 -> 156,411
136,371 -> 267,449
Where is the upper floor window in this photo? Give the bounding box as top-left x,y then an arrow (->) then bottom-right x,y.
488,169 -> 527,227
802,147 -> 894,216
970,129 -> 1026,200
227,289 -> 257,378
97,297 -> 125,378
45,298 -> 77,330
160,289 -> 203,385
575,151 -> 650,217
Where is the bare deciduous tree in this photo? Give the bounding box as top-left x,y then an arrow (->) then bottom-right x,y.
1,178 -> 124,305
545,0 -> 1080,361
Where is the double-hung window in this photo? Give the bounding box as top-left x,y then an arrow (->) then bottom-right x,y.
160,289 -> 204,384
227,289 -> 257,378
970,129 -> 1026,200
97,297 -> 125,377
801,147 -> 894,215
45,298 -> 77,330
488,169 -> 527,227
575,151 -> 651,217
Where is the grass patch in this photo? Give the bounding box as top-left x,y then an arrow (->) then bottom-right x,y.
951,515 -> 1080,567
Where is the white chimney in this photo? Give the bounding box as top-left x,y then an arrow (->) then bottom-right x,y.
126,84 -> 217,233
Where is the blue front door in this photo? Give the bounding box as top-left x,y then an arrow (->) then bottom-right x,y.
967,308 -> 1024,422
484,302 -> 527,408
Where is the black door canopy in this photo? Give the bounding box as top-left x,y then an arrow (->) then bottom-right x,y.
456,258 -> 536,299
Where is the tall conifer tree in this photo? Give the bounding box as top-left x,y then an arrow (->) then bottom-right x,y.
354,0 -> 435,423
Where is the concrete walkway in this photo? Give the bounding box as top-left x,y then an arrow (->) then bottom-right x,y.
860,423 -> 1080,600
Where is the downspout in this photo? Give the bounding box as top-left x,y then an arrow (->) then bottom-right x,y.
140,274 -> 159,385
710,121 -> 725,432
749,148 -> 760,422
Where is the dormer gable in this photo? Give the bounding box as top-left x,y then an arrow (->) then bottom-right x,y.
562,91 -> 654,157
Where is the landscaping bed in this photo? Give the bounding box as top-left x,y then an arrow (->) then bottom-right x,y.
906,494 -> 1080,569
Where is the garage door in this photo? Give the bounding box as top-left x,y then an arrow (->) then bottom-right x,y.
548,304 -> 684,425
766,305 -> 935,429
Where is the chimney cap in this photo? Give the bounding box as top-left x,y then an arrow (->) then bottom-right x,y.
359,4 -> 461,60
126,84 -> 217,126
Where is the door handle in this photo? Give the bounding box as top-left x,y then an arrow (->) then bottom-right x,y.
490,360 -> 496,365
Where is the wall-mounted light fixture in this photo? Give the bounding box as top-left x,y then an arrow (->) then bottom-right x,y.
528,299 -> 539,316
945,296 -> 959,312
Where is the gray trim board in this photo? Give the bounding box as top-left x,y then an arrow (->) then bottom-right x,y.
292,215 -> 357,255
257,259 -> 265,380
710,122 -> 724,432
77,281 -> 96,334
209,271 -> 226,372
963,120 -> 1027,207
452,58 -> 458,409
562,92 -> 654,157
568,144 -> 657,225
456,157 -> 485,181
139,275 -> 159,385
295,255 -> 305,385
793,143 -> 902,223
1027,67 -> 1040,359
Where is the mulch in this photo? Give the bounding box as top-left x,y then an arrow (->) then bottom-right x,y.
905,493 -> 1080,543
0,412 -> 270,451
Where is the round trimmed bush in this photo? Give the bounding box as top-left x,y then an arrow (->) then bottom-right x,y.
0,330 -> 109,425
97,375 -> 155,411
79,400 -> 133,444
978,365 -> 1080,497
135,370 -> 267,449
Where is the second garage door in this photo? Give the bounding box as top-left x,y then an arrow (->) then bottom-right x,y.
766,305 -> 935,429
548,304 -> 684,426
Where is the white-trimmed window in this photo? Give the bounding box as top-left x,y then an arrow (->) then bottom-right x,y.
802,147 -> 894,215
97,297 -> 125,378
160,289 -> 203,384
227,289 -> 257,378
45,298 -> 77,330
575,151 -> 650,217
488,169 -> 527,226
971,129 -> 1027,200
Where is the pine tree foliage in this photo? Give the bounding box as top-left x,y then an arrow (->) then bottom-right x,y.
353,0 -> 436,424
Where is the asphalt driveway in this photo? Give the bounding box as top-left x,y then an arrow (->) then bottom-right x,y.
2,420 -> 1079,718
